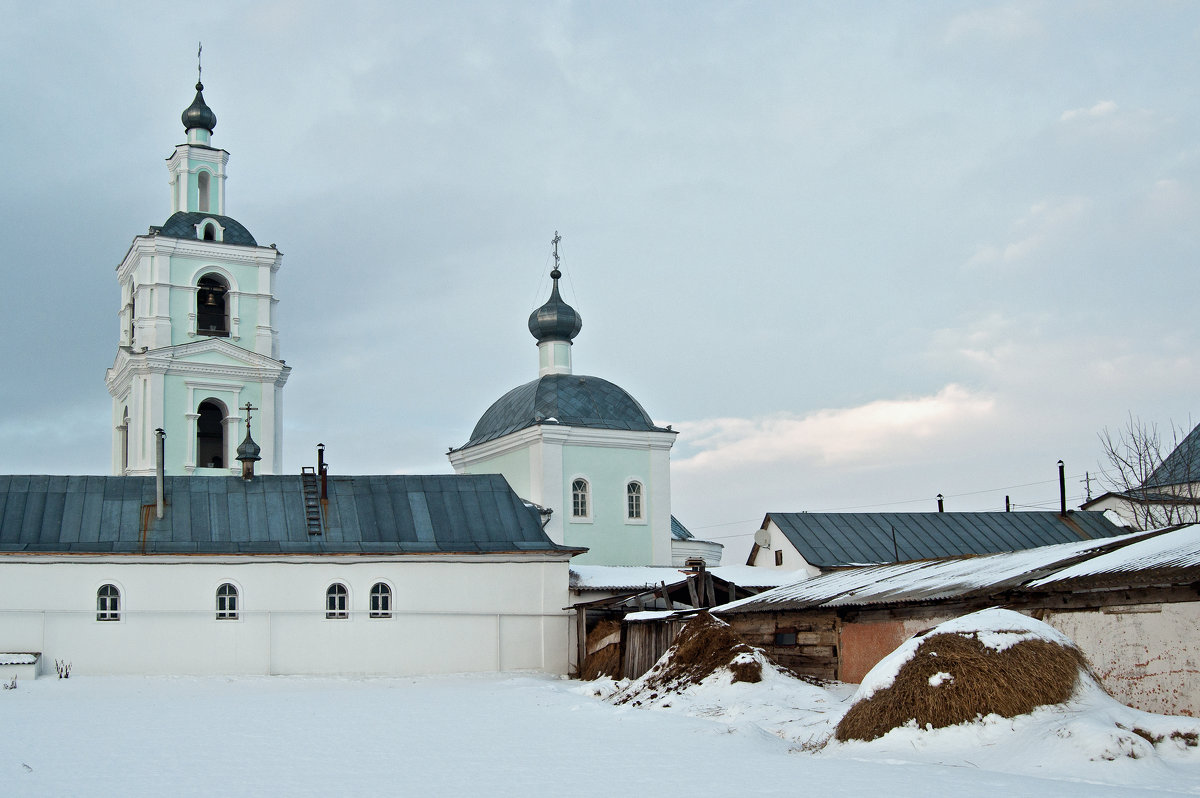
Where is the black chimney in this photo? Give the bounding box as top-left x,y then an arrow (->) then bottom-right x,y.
1058,460 -> 1067,516
937,493 -> 944,513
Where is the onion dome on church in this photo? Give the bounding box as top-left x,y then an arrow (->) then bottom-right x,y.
527,267 -> 582,343
461,374 -> 671,448
182,82 -> 217,133
236,428 -> 261,463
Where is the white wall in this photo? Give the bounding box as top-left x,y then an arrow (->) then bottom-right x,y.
0,557 -> 574,678
1044,602 -> 1200,717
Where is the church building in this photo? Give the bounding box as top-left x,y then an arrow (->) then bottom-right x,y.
105,78 -> 289,476
449,240 -> 682,567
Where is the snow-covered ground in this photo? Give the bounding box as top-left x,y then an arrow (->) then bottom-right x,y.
3,668 -> 1199,796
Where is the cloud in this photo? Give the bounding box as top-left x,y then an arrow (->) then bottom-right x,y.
673,385 -> 996,474
944,6 -> 1042,44
965,196 -> 1090,268
1060,100 -> 1118,123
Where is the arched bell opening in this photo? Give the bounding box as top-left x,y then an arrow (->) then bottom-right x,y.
196,274 -> 230,337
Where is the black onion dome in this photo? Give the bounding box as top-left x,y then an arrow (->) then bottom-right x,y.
528,270 -> 582,344
461,374 -> 672,448
182,82 -> 217,132
236,430 -> 261,462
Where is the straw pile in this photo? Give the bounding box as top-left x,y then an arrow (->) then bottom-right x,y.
580,620 -> 622,681
614,612 -> 763,704
835,629 -> 1095,742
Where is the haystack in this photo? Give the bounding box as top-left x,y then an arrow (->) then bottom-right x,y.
835,608 -> 1098,742
613,612 -> 766,704
580,620 -> 623,681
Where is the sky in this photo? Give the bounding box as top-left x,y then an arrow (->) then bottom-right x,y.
1,2 -> 1197,562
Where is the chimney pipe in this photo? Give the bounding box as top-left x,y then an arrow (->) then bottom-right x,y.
155,428 -> 166,520
936,493 -> 944,513
317,443 -> 327,500
1058,459 -> 1067,516
1005,495 -> 1011,512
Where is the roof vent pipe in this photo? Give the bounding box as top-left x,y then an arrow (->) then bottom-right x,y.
1058,459 -> 1067,516
317,443 -> 327,500
155,428 -> 166,520
937,493 -> 944,512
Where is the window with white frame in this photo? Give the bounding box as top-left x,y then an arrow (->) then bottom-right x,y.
96,584 -> 121,621
626,481 -> 643,520
326,583 -> 349,619
369,582 -> 392,619
571,479 -> 589,518
216,583 -> 239,620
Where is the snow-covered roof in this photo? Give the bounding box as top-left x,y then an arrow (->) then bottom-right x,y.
717,527 -> 1171,614
0,653 -> 38,666
1029,523 -> 1200,587
570,564 -> 804,591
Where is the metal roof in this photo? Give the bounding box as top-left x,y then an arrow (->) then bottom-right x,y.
1029,524 -> 1200,587
151,212 -> 258,247
718,527 -> 1172,614
765,511 -> 1127,569
0,473 -> 579,556
460,374 -> 671,448
1144,421 -> 1200,488
670,516 -> 693,540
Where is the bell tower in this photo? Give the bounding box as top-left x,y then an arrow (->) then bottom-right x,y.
106,58 -> 290,476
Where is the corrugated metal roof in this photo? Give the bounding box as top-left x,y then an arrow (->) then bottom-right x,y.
767,511 -> 1127,569
0,473 -> 577,555
717,527 -> 1167,614
1029,524 -> 1200,586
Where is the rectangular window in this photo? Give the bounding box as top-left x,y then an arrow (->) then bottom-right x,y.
774,549 -> 783,567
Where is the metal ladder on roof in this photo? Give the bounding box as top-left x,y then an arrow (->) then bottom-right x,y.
301,467 -> 323,535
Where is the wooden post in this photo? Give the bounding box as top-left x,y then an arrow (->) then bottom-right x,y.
575,606 -> 587,677
705,573 -> 717,608
660,581 -> 674,611
686,576 -> 700,607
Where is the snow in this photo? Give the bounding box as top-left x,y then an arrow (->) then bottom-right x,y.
3,638 -> 1200,796
0,653 -> 37,666
1029,524 -> 1200,586
570,563 -> 805,591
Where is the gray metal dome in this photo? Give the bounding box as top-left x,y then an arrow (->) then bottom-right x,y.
182,82 -> 217,133
527,268 -> 582,344
461,374 -> 670,448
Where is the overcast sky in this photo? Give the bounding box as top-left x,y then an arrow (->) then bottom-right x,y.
2,2 -> 1197,561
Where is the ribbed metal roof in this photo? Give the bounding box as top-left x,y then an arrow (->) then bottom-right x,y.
1029,524 -> 1200,587
766,511 -> 1126,569
718,527 -> 1172,614
0,473 -> 578,555
151,212 -> 258,247
1144,421 -> 1200,488
460,374 -> 671,448
670,516 -> 693,540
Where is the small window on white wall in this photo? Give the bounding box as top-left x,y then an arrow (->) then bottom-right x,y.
216,583 -> 239,620
198,170 -> 211,213
96,584 -> 120,621
370,583 -> 392,618
326,583 -> 348,619
626,481 -> 643,520
572,479 -> 589,518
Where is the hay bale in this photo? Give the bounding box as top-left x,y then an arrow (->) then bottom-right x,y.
580,643 -> 622,681
614,612 -> 763,703
835,628 -> 1096,742
586,620 -> 622,655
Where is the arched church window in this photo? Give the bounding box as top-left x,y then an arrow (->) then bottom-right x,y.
96,584 -> 120,622
370,582 -> 392,618
198,171 -> 211,213
572,479 -> 589,518
326,583 -> 349,619
202,223 -> 216,241
196,275 -> 229,337
197,400 -> 226,469
216,583 -> 239,620
626,481 -> 643,520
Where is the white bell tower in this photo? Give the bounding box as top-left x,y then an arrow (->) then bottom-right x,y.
106,57 -> 290,476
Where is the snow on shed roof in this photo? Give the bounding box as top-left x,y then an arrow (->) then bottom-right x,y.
1028,523 -> 1200,587
570,564 -> 802,591
716,527 -> 1163,614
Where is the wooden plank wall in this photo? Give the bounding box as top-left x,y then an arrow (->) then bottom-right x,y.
725,611 -> 840,680
621,620 -> 687,679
